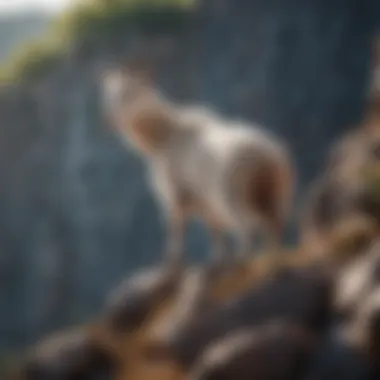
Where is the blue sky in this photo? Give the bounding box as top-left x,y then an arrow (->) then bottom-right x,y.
0,0 -> 73,14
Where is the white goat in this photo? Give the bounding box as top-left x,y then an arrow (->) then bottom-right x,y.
101,67 -> 295,267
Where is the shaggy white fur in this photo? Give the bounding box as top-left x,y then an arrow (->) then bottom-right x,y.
101,68 -> 295,266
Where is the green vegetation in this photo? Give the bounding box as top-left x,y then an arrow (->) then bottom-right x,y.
0,13 -> 51,64
0,0 -> 196,84
0,38 -> 65,84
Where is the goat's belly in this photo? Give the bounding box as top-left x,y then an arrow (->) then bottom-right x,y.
174,164 -> 233,225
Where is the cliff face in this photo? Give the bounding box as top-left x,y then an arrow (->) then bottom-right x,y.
0,0 -> 378,348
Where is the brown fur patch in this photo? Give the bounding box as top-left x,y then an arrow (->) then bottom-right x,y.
245,156 -> 293,239
128,107 -> 176,154
248,161 -> 278,220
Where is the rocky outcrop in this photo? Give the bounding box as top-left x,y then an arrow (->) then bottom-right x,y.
16,240 -> 380,380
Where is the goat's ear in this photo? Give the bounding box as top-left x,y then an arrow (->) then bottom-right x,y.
130,108 -> 175,152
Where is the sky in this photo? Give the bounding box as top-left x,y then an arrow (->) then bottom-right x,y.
0,0 -> 74,14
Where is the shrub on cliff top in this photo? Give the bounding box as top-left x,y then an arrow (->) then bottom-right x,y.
0,38 -> 65,84
54,0 -> 195,43
0,0 -> 195,84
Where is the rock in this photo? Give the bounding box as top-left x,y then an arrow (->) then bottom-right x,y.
301,127 -> 380,259
341,288 -> 380,367
144,265 -> 220,360
187,320 -> 318,380
20,328 -> 115,380
165,264 -> 332,369
334,241 -> 380,320
104,264 -> 182,332
303,328 -> 377,380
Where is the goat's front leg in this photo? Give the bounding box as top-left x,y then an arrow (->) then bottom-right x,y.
263,216 -> 284,272
235,229 -> 254,262
165,205 -> 187,269
206,214 -> 230,268
150,164 -> 187,269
